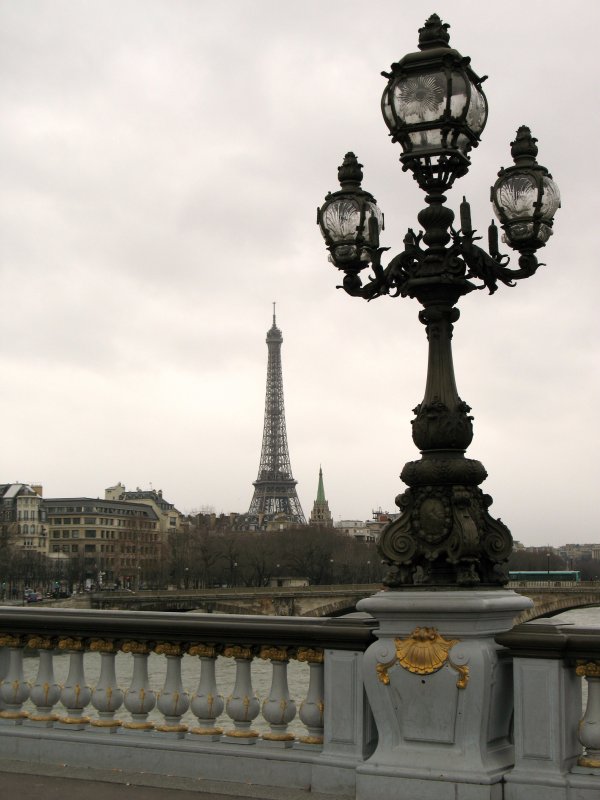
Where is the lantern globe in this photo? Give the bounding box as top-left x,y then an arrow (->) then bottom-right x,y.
381,14 -> 488,192
317,152 -> 383,271
491,126 -> 560,252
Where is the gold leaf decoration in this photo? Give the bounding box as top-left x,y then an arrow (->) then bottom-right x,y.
26,636 -> 54,650
259,646 -> 289,662
154,642 -> 182,657
222,645 -> 253,660
0,634 -> 21,647
121,641 -> 150,655
576,659 -> 600,678
296,647 -> 324,664
395,627 -> 458,675
89,639 -> 116,653
57,637 -> 84,651
188,644 -> 218,658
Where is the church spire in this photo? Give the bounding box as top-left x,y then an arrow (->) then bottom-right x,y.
309,465 -> 333,527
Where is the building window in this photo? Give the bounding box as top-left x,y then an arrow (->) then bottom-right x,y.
85,530 -> 96,538
84,544 -> 96,553
52,532 -> 60,539
72,530 -> 79,538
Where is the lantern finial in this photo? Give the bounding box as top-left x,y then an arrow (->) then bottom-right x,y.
510,126 -> 538,165
418,14 -> 450,50
338,152 -> 364,188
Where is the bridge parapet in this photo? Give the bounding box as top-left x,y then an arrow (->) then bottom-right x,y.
0,606 -> 598,799
0,606 -> 376,795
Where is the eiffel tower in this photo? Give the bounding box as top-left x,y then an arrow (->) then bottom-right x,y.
246,305 -> 306,527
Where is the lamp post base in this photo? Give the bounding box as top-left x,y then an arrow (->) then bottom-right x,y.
355,589 -> 531,800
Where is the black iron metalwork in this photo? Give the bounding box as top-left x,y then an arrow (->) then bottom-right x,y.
317,16 -> 560,589
247,306 -> 307,527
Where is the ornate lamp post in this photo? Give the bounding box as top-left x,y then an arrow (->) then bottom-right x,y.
317,14 -> 560,590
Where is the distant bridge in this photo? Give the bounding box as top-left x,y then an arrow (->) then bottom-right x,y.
50,581 -> 600,622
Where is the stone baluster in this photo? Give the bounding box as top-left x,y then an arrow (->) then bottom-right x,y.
0,635 -> 29,724
223,645 -> 260,743
154,642 -> 189,737
25,637 -> 61,726
0,644 -> 9,712
259,646 -> 296,747
89,639 -> 124,732
296,647 -> 324,748
188,644 -> 224,740
576,660 -> 600,769
55,637 -> 91,729
121,641 -> 156,732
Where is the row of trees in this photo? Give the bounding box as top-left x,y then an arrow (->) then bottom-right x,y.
2,522 -> 598,597
0,524 -> 385,596
168,525 -> 383,589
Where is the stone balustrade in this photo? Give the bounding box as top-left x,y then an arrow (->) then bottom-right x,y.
0,606 -> 376,795
0,606 -> 599,798
496,618 -> 600,800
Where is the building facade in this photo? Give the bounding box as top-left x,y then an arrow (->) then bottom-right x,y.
44,497 -> 161,588
0,483 -> 46,553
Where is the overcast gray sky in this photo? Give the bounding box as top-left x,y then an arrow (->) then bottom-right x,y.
0,0 -> 597,546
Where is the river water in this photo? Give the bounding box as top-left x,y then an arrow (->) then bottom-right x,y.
19,605 -> 600,733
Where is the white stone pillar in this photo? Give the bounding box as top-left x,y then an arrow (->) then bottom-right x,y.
121,641 -> 156,732
0,635 -> 29,724
24,637 -> 61,727
187,644 -> 224,740
223,645 -> 259,743
296,647 -> 324,748
259,646 -> 296,747
154,643 -> 189,737
89,640 -> 124,732
55,638 -> 91,730
355,589 -> 531,800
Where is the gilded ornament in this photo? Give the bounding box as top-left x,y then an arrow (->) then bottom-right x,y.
120,641 -> 150,655
0,634 -> 21,648
26,636 -> 54,650
224,729 -> 259,738
154,722 -> 188,733
576,660 -> 600,678
259,646 -> 289,662
377,627 -> 469,689
296,647 -> 324,664
57,637 -> 84,651
121,721 -> 154,730
396,627 -> 458,675
154,642 -> 182,657
189,726 -> 223,736
262,732 -> 295,741
57,715 -> 90,725
577,755 -> 600,769
89,638 -> 116,653
90,719 -> 121,728
222,645 -> 253,660
297,735 -> 323,745
188,644 -> 218,658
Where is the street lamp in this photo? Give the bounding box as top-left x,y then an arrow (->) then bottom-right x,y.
317,15 -> 560,589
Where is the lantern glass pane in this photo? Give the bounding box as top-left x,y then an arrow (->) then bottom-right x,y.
493,174 -> 538,221
361,202 -> 384,244
408,129 -> 443,150
382,90 -> 395,130
541,176 -> 561,218
449,73 -> 467,119
466,84 -> 486,134
393,71 -> 446,124
321,198 -> 362,243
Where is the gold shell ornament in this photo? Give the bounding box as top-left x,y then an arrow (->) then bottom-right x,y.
377,626 -> 469,689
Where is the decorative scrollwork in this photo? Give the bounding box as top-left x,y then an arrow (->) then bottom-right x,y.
259,646 -> 289,662
57,637 -> 84,651
154,642 -> 182,657
222,645 -> 253,660
121,640 -> 150,655
188,644 -> 218,658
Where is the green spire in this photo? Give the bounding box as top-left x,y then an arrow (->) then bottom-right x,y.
316,465 -> 326,503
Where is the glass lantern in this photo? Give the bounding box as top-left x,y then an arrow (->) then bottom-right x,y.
491,126 -> 560,252
381,14 -> 488,191
317,153 -> 383,272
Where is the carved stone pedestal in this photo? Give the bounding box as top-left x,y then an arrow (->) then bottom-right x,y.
355,589 -> 531,800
